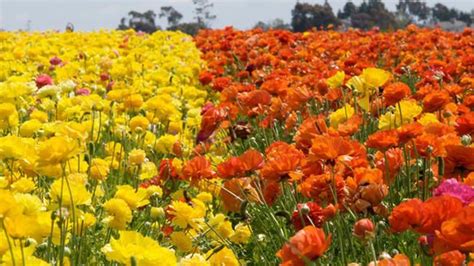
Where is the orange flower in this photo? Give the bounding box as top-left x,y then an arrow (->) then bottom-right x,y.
237,89 -> 272,108
217,157 -> 245,179
455,112 -> 474,136
294,116 -> 328,151
337,115 -> 362,136
397,122 -> 424,145
376,254 -> 411,266
389,198 -> 424,233
419,195 -> 464,234
276,226 -> 331,266
383,82 -> 411,106
261,142 -> 304,181
239,148 -> 264,171
181,156 -> 215,183
434,205 -> 474,254
366,129 -> 399,150
299,173 -> 346,204
423,90 -> 451,113
445,145 -> 474,176
220,177 -> 261,212
433,250 -> 466,266
310,135 -> 354,161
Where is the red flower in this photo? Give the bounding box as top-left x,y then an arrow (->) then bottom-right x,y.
433,250 -> 466,266
291,202 -> 334,230
423,90 -> 451,113
181,156 -> 215,183
277,226 -> 331,266
366,129 -> 399,150
383,82 -> 411,106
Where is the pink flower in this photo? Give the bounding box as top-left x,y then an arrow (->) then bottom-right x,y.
35,74 -> 53,88
75,88 -> 90,96
433,178 -> 474,205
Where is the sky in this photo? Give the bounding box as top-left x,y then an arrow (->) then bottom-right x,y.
1,0 -> 473,31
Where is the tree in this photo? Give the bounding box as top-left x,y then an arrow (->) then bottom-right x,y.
118,10 -> 159,33
254,18 -> 291,31
350,0 -> 399,30
168,22 -> 206,36
193,0 -> 216,27
432,3 -> 451,21
291,2 -> 340,32
159,6 -> 183,28
338,1 -> 357,19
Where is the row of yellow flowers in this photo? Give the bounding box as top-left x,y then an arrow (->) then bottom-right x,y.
0,30 -> 243,265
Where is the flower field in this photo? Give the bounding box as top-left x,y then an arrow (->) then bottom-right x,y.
0,26 -> 473,265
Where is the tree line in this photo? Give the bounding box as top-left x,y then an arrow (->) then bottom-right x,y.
118,0 -> 473,34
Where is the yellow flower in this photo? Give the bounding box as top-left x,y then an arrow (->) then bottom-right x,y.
329,104 -> 354,128
90,158 -> 110,181
168,199 -> 206,229
50,178 -> 91,206
379,100 -> 422,130
196,192 -> 213,203
102,231 -> 176,266
129,149 -> 146,165
360,67 -> 391,88
179,254 -> 210,266
103,198 -> 132,230
19,119 -> 42,137
155,134 -> 178,154
326,71 -> 345,89
0,102 -> 19,129
0,189 -> 16,218
1,244 -> 49,266
10,177 -> 36,193
207,247 -> 239,266
230,223 -> 251,244
36,136 -> 80,165
418,113 -> 439,126
129,115 -> 150,133
208,214 -> 234,239
124,94 -> 144,109
170,231 -> 193,252
139,161 -> 157,180
114,185 -> 150,210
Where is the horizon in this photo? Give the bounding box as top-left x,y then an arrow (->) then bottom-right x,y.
1,0 -> 473,31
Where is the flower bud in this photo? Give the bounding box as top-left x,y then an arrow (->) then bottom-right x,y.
353,218 -> 375,240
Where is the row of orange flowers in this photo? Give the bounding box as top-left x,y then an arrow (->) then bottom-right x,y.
168,26 -> 474,265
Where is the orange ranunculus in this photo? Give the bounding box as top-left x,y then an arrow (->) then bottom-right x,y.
433,250 -> 466,266
220,177 -> 261,212
389,198 -> 424,233
261,142 -> 304,181
181,156 -> 215,183
310,135 -> 354,161
217,157 -> 245,179
237,89 -> 272,108
455,111 -> 474,136
337,115 -> 363,136
383,82 -> 411,106
445,145 -> 474,176
276,226 -> 331,266
375,148 -> 404,183
434,205 -> 474,254
353,167 -> 384,185
366,129 -> 399,150
376,254 -> 411,266
419,195 -> 464,234
423,90 -> 451,113
294,116 -> 328,151
397,122 -> 424,145
299,173 -> 346,204
239,148 -> 264,171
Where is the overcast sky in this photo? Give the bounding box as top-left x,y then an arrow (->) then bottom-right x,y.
1,0 -> 473,31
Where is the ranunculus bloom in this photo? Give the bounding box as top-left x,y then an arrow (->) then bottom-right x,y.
433,178 -> 474,205
433,250 -> 466,266
383,82 -> 411,106
35,74 -> 53,88
366,129 -> 399,150
353,218 -> 375,240
277,226 -> 331,266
